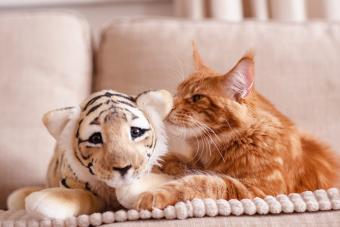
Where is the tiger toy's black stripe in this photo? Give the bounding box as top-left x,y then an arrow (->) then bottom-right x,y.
87,162 -> 95,175
61,178 -> 70,188
83,92 -> 134,111
76,119 -> 83,138
86,103 -> 103,116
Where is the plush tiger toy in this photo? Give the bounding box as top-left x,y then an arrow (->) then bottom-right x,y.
7,89 -> 173,219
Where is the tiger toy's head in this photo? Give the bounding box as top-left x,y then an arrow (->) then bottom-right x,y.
43,89 -> 173,188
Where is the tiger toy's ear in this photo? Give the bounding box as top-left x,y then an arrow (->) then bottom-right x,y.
136,90 -> 173,120
42,106 -> 81,140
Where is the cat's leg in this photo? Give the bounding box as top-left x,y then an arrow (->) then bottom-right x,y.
135,174 -> 279,210
7,186 -> 44,210
116,173 -> 174,209
25,187 -> 105,219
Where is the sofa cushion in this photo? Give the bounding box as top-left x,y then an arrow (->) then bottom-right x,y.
0,13 -> 92,209
95,18 -> 340,153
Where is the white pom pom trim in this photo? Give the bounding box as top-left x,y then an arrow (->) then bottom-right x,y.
0,188 -> 339,226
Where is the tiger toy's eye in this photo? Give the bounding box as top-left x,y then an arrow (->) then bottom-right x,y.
88,132 -> 103,144
191,94 -> 203,103
130,127 -> 146,139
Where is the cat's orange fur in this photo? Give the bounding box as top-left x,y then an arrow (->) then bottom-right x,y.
135,46 -> 340,210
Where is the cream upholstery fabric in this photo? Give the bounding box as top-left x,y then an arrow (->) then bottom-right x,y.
95,18 -> 340,154
0,13 -> 92,209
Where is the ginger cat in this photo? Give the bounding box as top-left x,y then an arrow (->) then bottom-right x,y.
134,46 -> 340,210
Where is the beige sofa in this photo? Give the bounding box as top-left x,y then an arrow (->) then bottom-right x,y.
0,13 -> 339,226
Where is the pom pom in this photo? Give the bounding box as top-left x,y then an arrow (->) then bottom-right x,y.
192,199 -> 205,217
302,191 -> 319,212
327,188 -> 340,210
102,211 -> 114,224
77,215 -> 90,227
64,217 -> 77,227
253,197 -> 269,214
175,202 -> 188,220
151,208 -> 164,219
288,193 -> 306,212
241,199 -> 256,215
140,210 -> 152,219
314,190 -> 331,211
216,199 -> 231,216
185,201 -> 194,217
164,206 -> 176,219
327,188 -> 340,198
127,209 -> 139,221
264,196 -> 281,214
89,213 -> 102,226
229,199 -> 244,216
204,199 -> 218,217
115,210 -> 127,222
276,194 -> 294,213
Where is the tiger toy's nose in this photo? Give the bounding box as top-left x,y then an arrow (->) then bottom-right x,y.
113,165 -> 132,176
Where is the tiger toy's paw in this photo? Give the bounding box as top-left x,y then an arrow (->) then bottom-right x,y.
7,186 -> 43,211
25,190 -> 76,219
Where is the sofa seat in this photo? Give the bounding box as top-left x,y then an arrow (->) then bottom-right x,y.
0,209 -> 339,227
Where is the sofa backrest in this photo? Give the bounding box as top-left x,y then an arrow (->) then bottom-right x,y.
0,13 -> 92,209
95,18 -> 340,154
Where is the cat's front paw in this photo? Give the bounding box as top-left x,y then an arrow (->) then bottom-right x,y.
25,191 -> 75,219
135,187 -> 178,210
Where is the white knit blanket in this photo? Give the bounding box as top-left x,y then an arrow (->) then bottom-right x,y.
1,188 -> 339,227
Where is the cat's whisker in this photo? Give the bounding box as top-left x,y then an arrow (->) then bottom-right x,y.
174,113 -> 216,160
188,116 -> 225,162
170,112 -> 225,161
193,130 -> 201,161
189,119 -> 214,160
190,121 -> 205,162
180,114 -> 222,142
184,119 -> 205,161
168,117 -> 202,163
191,118 -> 221,143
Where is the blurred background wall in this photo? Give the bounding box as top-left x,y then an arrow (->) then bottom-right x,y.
1,0 -> 340,33
0,0 -> 173,36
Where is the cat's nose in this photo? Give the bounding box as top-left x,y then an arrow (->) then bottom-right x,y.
113,165 -> 132,176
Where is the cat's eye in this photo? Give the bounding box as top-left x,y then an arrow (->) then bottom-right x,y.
88,132 -> 103,144
130,127 -> 146,139
191,94 -> 204,103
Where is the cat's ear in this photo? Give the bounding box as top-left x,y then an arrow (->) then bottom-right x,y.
192,41 -> 210,71
224,52 -> 254,100
42,106 -> 81,140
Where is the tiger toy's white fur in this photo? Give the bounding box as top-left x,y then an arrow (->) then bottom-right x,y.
7,89 -> 174,219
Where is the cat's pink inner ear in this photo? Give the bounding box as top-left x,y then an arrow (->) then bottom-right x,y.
225,54 -> 255,100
